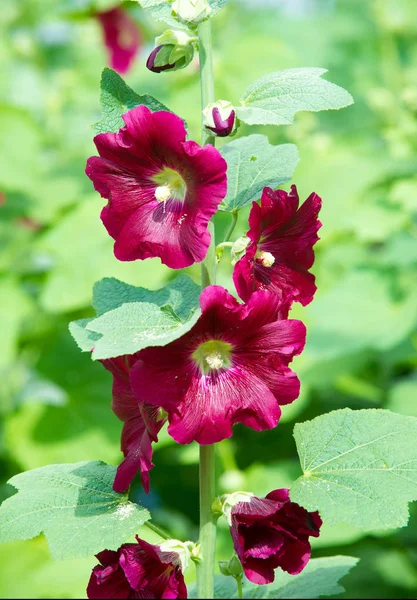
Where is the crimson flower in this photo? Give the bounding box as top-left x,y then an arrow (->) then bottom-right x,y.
233,185 -> 322,305
87,537 -> 187,599
96,7 -> 141,75
230,489 -> 322,585
101,355 -> 166,494
130,286 -> 306,445
86,106 -> 227,269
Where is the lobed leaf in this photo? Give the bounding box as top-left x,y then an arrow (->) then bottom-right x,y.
220,135 -> 299,212
0,461 -> 150,560
70,274 -> 201,359
236,68 -> 353,126
93,68 -> 172,134
291,408 -> 417,531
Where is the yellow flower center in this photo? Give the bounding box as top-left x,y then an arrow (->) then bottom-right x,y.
192,340 -> 232,374
255,250 -> 275,267
153,167 -> 187,203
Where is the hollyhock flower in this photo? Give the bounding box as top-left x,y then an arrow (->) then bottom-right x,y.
96,7 -> 141,75
131,285 -> 306,445
233,185 -> 322,305
87,537 -> 187,599
86,105 -> 227,269
229,489 -> 322,585
101,355 -> 166,494
203,100 -> 236,137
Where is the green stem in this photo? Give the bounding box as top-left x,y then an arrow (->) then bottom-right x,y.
144,521 -> 171,540
236,575 -> 243,599
197,18 -> 217,600
197,445 -> 218,599
198,19 -> 215,145
224,211 -> 238,242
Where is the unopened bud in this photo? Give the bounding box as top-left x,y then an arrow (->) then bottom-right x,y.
219,554 -> 243,578
203,100 -> 237,138
231,235 -> 251,266
171,0 -> 212,26
147,29 -> 195,74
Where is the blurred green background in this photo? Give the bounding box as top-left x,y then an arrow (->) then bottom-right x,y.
1,0 -> 417,597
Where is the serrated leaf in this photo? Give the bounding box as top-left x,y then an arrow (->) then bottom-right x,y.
70,275 -> 201,360
236,68 -> 353,126
0,461 -> 150,560
220,135 -> 299,212
92,274 -> 200,321
88,300 -> 201,360
93,68 -> 172,134
291,408 -> 417,531
189,556 -> 358,599
69,318 -> 101,352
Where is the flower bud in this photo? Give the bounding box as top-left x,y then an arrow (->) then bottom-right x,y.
171,0 -> 212,27
219,554 -> 243,578
147,29 -> 196,73
203,99 -> 237,138
231,235 -> 250,266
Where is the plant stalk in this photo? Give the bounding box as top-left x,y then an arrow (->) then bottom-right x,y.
197,17 -> 217,600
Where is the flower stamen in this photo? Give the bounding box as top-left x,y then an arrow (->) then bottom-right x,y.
192,339 -> 232,374
255,250 -> 275,267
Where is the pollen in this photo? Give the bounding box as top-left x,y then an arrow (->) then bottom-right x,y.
192,339 -> 233,375
205,352 -> 224,370
256,250 -> 275,267
155,185 -> 172,203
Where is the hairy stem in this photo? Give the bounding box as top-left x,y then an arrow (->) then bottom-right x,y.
144,521 -> 171,540
224,211 -> 238,242
197,18 -> 217,600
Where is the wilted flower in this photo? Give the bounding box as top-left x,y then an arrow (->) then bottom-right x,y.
87,537 -> 187,599
233,185 -> 322,306
86,105 -> 227,269
131,285 -> 306,445
228,488 -> 322,584
96,7 -> 141,75
101,355 -> 166,494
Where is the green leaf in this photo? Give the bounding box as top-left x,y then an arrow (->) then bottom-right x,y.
94,68 -> 172,134
0,461 -> 150,560
291,408 -> 417,531
236,68 -> 353,126
220,135 -> 299,212
189,556 -> 358,598
92,274 -> 200,320
70,274 -> 201,360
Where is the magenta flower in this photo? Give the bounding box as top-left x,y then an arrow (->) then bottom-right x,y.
87,537 -> 187,599
96,7 -> 141,75
101,355 -> 166,494
146,45 -> 176,73
230,489 -> 322,585
130,286 -> 306,445
233,185 -> 322,305
86,106 -> 227,269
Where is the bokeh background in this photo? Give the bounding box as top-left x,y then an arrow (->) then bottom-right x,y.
1,0 -> 417,597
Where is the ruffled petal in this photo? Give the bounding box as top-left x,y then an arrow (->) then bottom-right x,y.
86,106 -> 227,268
